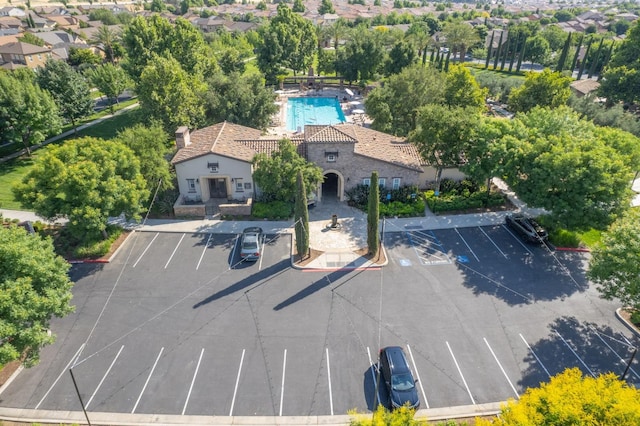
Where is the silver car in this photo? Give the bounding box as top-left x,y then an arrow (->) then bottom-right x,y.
240,227 -> 263,261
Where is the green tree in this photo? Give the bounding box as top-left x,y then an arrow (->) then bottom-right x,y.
294,170 -> 309,260
610,19 -> 631,36
86,63 -> 131,113
256,4 -> 317,83
599,21 -> 640,105
122,16 -> 213,82
14,137 -> 149,240
17,32 -> 44,46
589,209 -> 640,312
409,104 -> 481,194
90,25 -> 122,64
350,405 -> 421,426
318,0 -> 335,14
504,106 -> 637,229
540,24 -> 567,51
0,72 -> 61,156
203,72 -> 278,130
523,34 -> 550,65
36,60 -> 93,133
442,21 -> 479,61
554,9 -> 574,22
150,0 -> 166,12
475,368 -> 640,425
507,69 -> 571,113
0,225 -> 74,367
252,139 -> 323,202
384,40 -> 416,76
68,47 -> 102,68
115,124 -> 173,194
292,0 -> 305,13
444,64 -> 487,111
364,64 -> 445,136
367,171 -> 379,257
137,54 -> 207,132
335,26 -> 386,82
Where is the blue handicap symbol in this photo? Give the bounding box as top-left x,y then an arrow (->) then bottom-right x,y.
456,255 -> 469,263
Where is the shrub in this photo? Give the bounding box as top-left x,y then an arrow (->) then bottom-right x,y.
73,226 -> 123,258
252,200 -> 292,220
379,199 -> 425,217
346,184 -> 422,217
424,180 -> 507,213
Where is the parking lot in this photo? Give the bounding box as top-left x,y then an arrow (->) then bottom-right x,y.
1,225 -> 638,417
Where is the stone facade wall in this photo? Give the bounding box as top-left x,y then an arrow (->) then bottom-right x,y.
219,198 -> 252,216
173,199 -> 205,217
306,142 -> 421,194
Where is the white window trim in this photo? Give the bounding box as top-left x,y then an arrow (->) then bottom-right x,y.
392,178 -> 401,190
363,178 -> 371,186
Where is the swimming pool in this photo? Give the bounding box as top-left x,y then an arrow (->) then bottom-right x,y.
286,97 -> 346,131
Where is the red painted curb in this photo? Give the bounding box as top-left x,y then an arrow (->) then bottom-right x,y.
67,259 -> 109,264
302,267 -> 382,272
555,247 -> 590,252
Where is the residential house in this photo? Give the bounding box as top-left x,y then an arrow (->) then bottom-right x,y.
570,79 -> 601,98
485,29 -> 509,58
170,122 -> 438,217
0,41 -> 53,69
0,7 -> 26,18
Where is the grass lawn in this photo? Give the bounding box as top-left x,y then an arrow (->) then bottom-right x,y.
0,106 -> 145,210
469,66 -> 526,83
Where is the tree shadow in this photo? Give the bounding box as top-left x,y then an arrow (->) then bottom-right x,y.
69,263 -> 104,281
273,267 -> 364,311
192,258 -> 289,308
518,316 -> 640,391
456,250 -> 590,306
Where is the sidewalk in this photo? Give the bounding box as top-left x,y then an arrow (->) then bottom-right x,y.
1,180 -> 543,270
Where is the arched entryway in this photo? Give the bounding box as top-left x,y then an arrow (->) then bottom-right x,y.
320,170 -> 345,202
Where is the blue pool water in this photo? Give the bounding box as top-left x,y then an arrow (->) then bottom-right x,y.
286,97 -> 346,131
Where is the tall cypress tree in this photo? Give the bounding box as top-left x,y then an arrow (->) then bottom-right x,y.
294,170 -> 309,260
516,38 -> 526,72
367,171 -> 380,258
588,38 -> 604,79
578,38 -> 592,80
598,41 -> 615,82
570,34 -> 584,74
493,30 -> 504,69
485,31 -> 495,69
556,32 -> 572,72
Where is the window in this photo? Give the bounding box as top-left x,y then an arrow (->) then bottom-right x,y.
28,55 -> 33,62
327,154 -> 336,162
235,178 -> 244,192
392,178 -> 401,190
244,182 -> 252,190
378,178 -> 386,188
363,178 -> 371,186
187,179 -> 196,193
207,162 -> 219,173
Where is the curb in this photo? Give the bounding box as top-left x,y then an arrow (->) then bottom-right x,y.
66,230 -> 138,264
555,247 -> 590,252
0,365 -> 23,397
615,307 -> 640,338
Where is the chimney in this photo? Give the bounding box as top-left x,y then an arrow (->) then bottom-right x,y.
175,126 -> 190,149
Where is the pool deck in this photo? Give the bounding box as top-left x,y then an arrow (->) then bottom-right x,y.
268,87 -> 372,137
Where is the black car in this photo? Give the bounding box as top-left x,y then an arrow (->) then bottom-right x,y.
378,346 -> 420,410
505,214 -> 548,243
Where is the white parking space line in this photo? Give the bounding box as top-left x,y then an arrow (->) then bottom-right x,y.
446,341 -> 476,405
132,233 -> 159,268
279,349 -> 287,416
478,227 -> 508,259
196,234 -> 212,270
483,338 -> 519,399
229,349 -> 245,416
35,344 -> 85,409
326,348 -> 334,415
367,347 -> 382,407
165,234 -> 186,269
519,333 -> 551,378
131,347 -> 164,413
502,225 -> 533,255
555,331 -> 595,377
454,228 -> 479,262
86,345 -> 124,409
230,235 -> 240,270
182,348 -> 204,415
406,344 -> 429,408
593,331 -> 640,381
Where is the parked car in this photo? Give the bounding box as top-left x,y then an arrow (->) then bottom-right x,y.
378,346 -> 420,410
240,227 -> 263,261
505,214 -> 548,243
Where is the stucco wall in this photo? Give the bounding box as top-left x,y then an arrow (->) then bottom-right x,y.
174,153 -> 254,201
419,166 -> 466,187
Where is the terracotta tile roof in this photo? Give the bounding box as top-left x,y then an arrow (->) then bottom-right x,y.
172,122 -> 423,171
171,122 -> 262,164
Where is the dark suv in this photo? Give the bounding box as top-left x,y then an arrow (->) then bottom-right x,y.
505,214 -> 548,244
378,346 -> 420,410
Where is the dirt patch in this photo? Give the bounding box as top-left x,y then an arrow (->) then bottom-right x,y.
619,308 -> 640,333
0,360 -> 20,387
354,246 -> 387,265
294,248 -> 325,266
